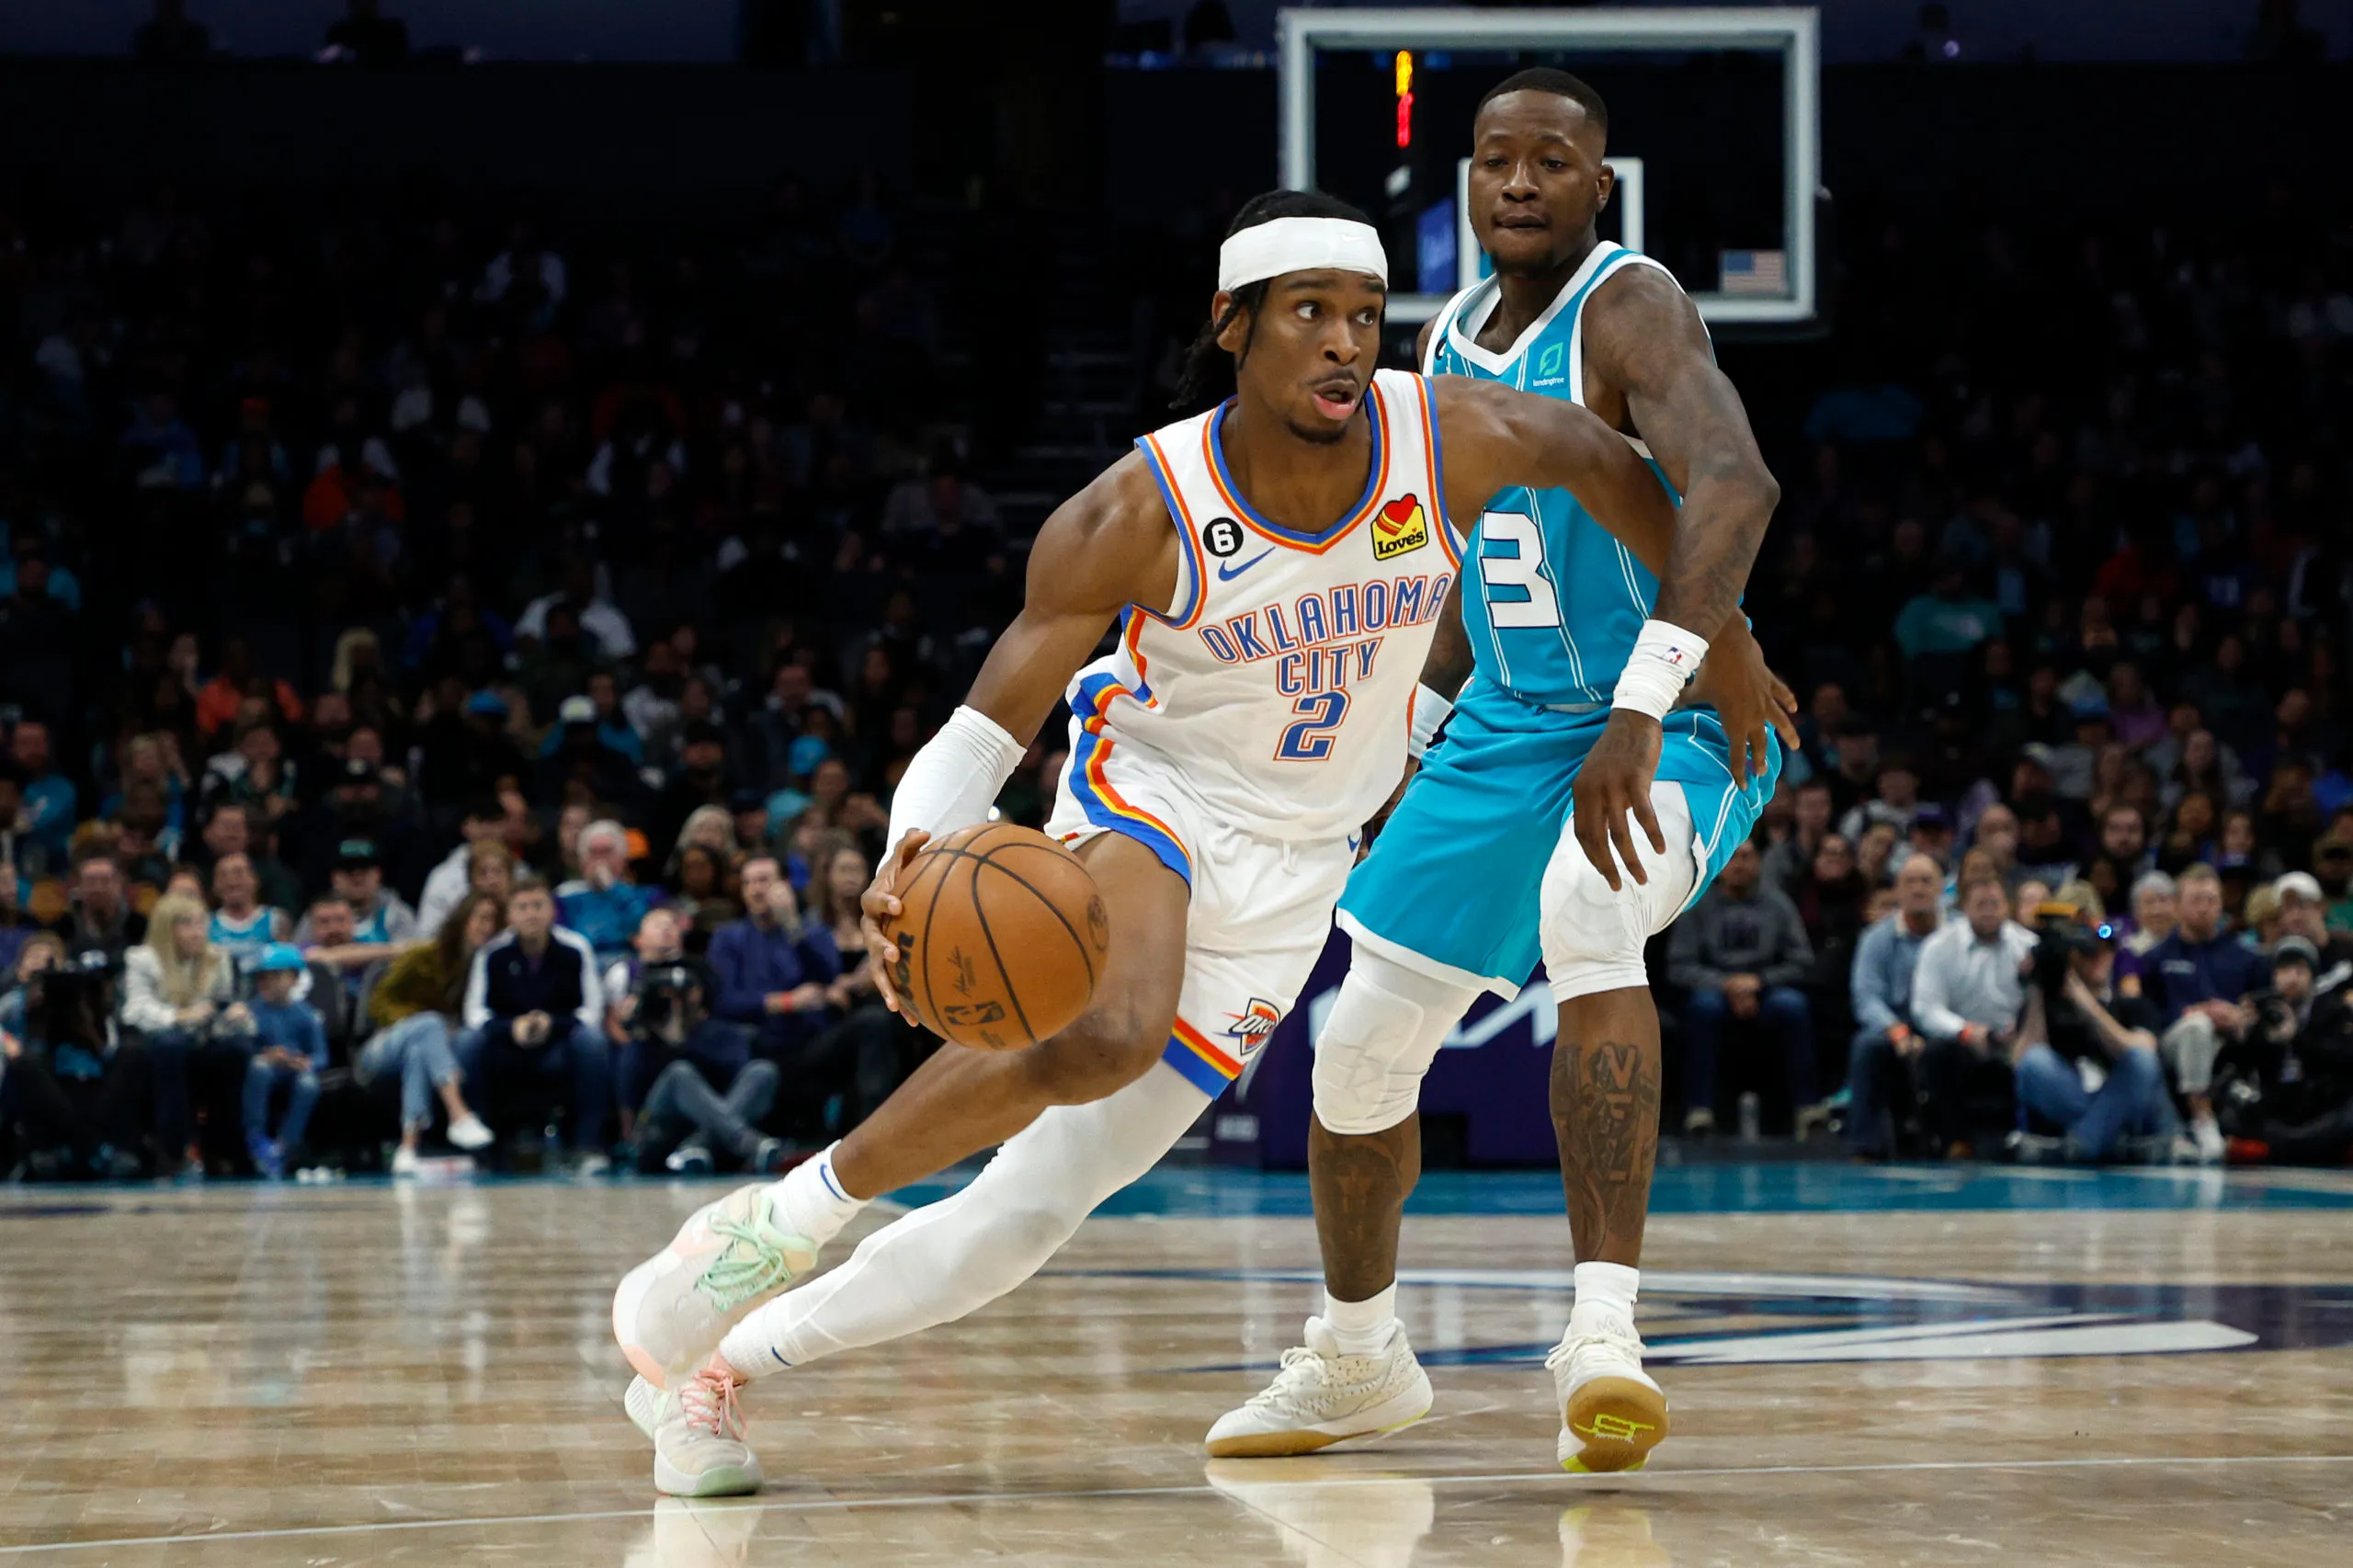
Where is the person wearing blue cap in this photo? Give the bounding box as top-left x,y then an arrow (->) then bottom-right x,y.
233,942 -> 328,1179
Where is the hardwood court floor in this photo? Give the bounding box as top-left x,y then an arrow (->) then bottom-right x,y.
4,1164 -> 2352,1565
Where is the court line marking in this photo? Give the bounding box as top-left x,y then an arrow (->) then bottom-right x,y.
6,1452 -> 2350,1555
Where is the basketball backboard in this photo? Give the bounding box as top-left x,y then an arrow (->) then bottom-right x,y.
1278,6 -> 1820,326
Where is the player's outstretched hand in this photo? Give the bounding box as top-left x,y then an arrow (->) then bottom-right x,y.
861,829 -> 930,1022
1574,710 -> 1665,892
1690,619 -> 1801,785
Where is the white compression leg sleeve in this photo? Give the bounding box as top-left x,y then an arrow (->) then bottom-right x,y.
720,1063 -> 1209,1376
1311,949 -> 1487,1138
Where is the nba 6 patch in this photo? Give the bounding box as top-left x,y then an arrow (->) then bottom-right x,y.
1372,494 -> 1429,562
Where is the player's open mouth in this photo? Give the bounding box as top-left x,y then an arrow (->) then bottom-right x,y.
1309,381 -> 1360,419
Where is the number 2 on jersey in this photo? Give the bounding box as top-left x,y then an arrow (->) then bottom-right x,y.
1275,690 -> 1350,762
1476,509 -> 1562,630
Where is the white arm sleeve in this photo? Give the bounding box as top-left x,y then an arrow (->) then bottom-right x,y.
886,705 -> 1027,846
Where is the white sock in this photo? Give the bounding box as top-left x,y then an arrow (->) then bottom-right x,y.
767,1143 -> 866,1248
1573,1261 -> 1640,1323
1323,1284 -> 1398,1357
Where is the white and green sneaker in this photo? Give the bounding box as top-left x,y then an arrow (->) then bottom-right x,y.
614,1184 -> 816,1388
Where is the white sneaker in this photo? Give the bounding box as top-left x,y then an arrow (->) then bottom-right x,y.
447,1115 -> 494,1151
1203,1317 -> 1433,1458
1548,1303 -> 1670,1474
2190,1115 -> 2225,1165
631,1363 -> 762,1497
614,1184 -> 817,1388
391,1145 -> 422,1178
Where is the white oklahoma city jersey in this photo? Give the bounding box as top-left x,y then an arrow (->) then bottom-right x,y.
1060,368 -> 1463,864
1046,369 -> 1465,1098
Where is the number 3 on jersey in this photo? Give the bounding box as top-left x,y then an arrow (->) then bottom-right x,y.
1477,509 -> 1562,629
1276,689 -> 1350,762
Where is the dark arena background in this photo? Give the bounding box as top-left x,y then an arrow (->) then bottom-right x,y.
2,3 -> 2351,1563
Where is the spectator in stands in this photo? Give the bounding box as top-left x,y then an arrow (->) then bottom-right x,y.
1846,853 -> 1949,1158
55,854 -> 145,961
2273,872 -> 2353,970
416,798 -> 508,937
457,879 -> 610,1167
233,943 -> 327,1179
297,839 -> 418,949
8,722 -> 75,875
555,818 -> 658,968
603,906 -> 688,1047
203,852 -> 287,971
1667,840 -> 1819,1138
708,854 -> 840,1066
2213,936 -> 2353,1164
2,951 -> 151,1179
617,960 -> 785,1176
2080,803 -> 2153,915
0,931 -> 66,1043
1840,755 -> 1920,846
359,891 -> 498,1172
803,842 -> 908,1126
119,893 -> 237,1174
197,802 -> 300,912
1764,778 -> 1834,900
2120,870 -> 2178,979
2011,919 -> 2177,1164
1909,876 -> 2038,1153
2145,864 -> 2266,1164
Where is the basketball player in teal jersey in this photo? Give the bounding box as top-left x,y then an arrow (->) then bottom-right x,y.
1208,71 -> 1794,1472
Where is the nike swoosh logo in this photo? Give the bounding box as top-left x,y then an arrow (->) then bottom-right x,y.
1216,548 -> 1275,582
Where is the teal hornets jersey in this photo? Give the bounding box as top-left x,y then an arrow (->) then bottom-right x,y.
1425,244 -> 1686,708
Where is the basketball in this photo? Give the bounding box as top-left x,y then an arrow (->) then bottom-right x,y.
879,823 -> 1112,1051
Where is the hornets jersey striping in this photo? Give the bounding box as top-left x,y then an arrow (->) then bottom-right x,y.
1424,243 -> 1688,709
1063,369 -> 1465,865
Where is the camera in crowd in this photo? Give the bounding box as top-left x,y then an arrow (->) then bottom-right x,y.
631,961 -> 710,1047
23,951 -> 117,1065
2030,903 -> 2114,997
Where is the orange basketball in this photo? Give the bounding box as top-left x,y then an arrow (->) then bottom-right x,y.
878,823 -> 1111,1051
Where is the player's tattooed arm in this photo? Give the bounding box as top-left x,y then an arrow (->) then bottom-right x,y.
1431,375 -> 1678,572
959,451 -> 1183,744
1580,265 -> 1780,642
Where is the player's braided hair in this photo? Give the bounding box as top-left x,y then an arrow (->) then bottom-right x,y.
1171,188 -> 1378,412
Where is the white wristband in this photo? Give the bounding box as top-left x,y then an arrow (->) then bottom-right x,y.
1610,619 -> 1710,722
885,705 -> 1025,847
1407,684 -> 1454,760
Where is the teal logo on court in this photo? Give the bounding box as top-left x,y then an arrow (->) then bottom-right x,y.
1536,342 -> 1564,379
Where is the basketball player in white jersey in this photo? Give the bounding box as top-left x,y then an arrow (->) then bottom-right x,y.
607,189 -> 1785,1495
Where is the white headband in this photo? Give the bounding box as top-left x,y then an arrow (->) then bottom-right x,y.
1217,215 -> 1389,293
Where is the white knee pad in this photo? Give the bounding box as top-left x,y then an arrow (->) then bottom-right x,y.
1311,951 -> 1485,1136
1540,783 -> 1699,1003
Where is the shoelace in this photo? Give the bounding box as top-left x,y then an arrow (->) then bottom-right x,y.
696,1213 -> 805,1310
1245,1346 -> 1340,1411
1544,1326 -> 1641,1378
677,1367 -> 745,1440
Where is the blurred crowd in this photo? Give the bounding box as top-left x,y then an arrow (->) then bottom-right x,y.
0,170 -> 1044,1178
3,165 -> 2352,1176
1673,194 -> 2353,1166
